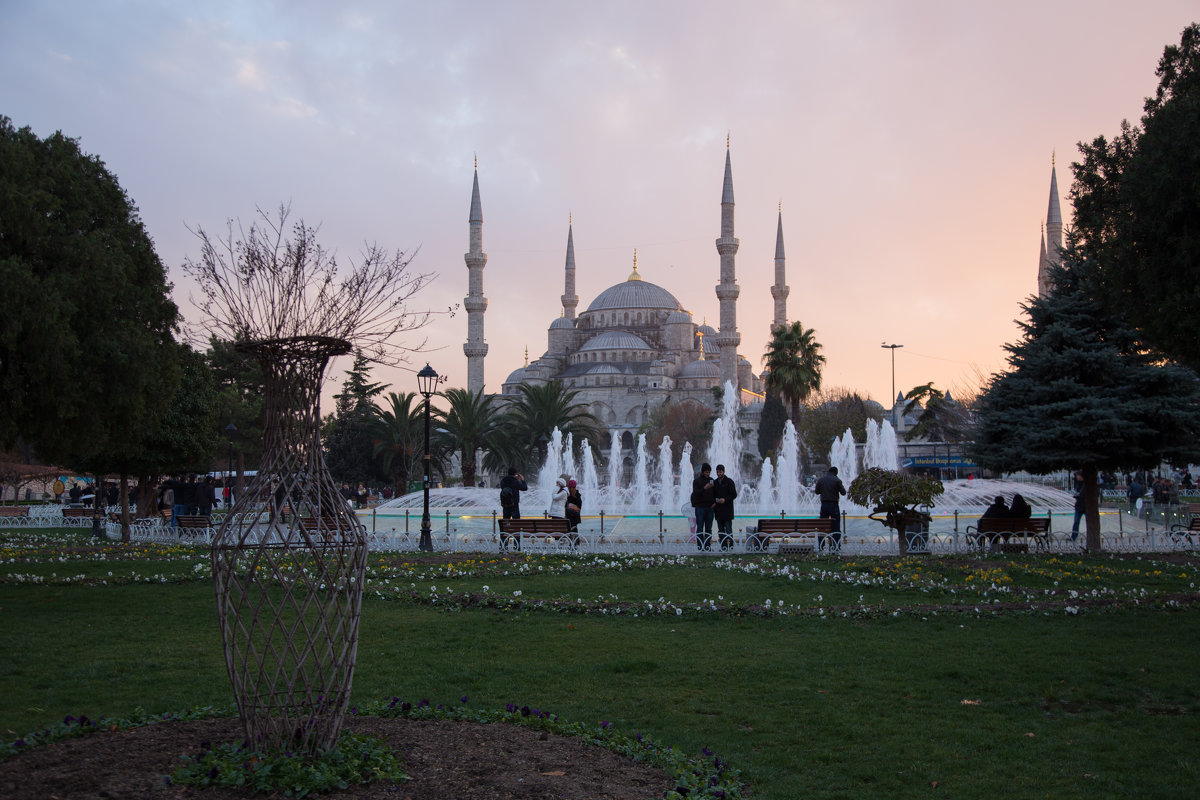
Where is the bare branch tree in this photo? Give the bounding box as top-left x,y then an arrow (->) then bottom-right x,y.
183,203 -> 444,364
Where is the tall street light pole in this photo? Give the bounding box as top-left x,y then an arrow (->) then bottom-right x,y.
881,343 -> 903,424
416,363 -> 439,552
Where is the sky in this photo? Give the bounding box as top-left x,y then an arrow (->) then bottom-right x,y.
3,1 -> 1196,410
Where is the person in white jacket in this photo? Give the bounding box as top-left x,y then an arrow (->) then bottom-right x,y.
548,475 -> 569,519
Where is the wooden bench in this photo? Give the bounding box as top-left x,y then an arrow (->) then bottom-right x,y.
497,517 -> 579,551
749,518 -> 835,553
0,506 -> 31,517
62,507 -> 95,519
176,515 -> 213,532
965,517 -> 1051,553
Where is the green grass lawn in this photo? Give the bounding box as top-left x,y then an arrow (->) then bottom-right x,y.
1,529 -> 1197,799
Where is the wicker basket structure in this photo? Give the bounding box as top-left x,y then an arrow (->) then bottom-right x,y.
211,336 -> 368,754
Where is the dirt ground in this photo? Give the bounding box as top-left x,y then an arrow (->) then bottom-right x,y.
0,716 -> 675,799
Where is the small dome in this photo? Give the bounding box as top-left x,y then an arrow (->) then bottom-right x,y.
680,359 -> 721,379
697,323 -> 717,337
585,279 -> 680,312
579,331 -> 652,351
549,316 -> 575,330
504,366 -> 527,384
587,364 -> 623,375
665,309 -> 692,324
739,356 -> 751,366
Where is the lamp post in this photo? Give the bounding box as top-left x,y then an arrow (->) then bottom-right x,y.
417,363 -> 438,552
224,423 -> 237,508
881,343 -> 903,425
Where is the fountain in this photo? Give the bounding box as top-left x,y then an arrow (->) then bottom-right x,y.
376,380 -> 1077,520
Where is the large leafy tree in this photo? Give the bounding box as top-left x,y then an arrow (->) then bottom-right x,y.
763,321 -> 825,422
793,388 -> 882,468
0,117 -> 180,464
206,336 -> 265,470
756,391 -> 789,459
323,352 -> 389,485
640,398 -> 715,463
435,388 -> 498,488
971,261 -> 1200,550
1071,24 -> 1200,371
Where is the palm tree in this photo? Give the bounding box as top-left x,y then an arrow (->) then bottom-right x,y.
762,321 -> 826,422
371,391 -> 441,495
435,387 -> 499,488
485,382 -> 601,473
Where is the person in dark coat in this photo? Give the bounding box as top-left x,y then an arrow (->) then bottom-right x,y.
690,464 -> 716,551
197,476 -> 214,518
498,467 -> 528,520
1008,493 -> 1032,519
813,467 -> 847,550
564,479 -> 583,532
712,464 -> 738,551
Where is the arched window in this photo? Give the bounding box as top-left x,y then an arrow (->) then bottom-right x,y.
621,431 -> 634,450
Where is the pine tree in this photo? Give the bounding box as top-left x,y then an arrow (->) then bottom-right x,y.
971,260 -> 1200,550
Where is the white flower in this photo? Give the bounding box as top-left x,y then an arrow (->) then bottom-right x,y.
513,590 -> 522,597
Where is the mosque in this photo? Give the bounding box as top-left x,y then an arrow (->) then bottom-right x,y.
458,145 -> 1065,473
460,146 -> 773,456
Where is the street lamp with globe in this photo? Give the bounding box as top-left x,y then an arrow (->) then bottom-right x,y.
416,363 -> 439,552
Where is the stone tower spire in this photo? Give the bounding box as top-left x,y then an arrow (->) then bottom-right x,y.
463,161 -> 488,393
714,140 -> 741,390
771,203 -> 789,331
1038,155 -> 1064,297
561,214 -> 579,320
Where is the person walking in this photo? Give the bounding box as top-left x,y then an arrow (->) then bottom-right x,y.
690,464 -> 716,551
814,466 -> 847,550
712,464 -> 738,551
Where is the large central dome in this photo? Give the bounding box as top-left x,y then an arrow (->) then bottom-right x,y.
585,278 -> 680,312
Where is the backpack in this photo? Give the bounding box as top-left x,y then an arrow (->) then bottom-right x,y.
499,486 -> 517,508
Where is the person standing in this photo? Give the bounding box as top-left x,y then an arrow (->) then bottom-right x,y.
814,466 -> 847,550
564,479 -> 583,533
548,475 -> 569,519
1070,471 -> 1086,541
712,464 -> 738,551
499,467 -> 528,520
691,464 -> 716,551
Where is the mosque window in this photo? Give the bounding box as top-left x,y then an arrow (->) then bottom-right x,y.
623,312 -> 629,325
636,312 -> 642,324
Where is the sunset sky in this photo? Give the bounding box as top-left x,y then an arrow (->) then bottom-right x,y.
3,1 -> 1195,409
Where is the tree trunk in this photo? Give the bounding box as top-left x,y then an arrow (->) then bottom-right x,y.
894,511 -> 908,556
1084,464 -> 1102,552
461,448 -> 476,488
119,472 -> 131,542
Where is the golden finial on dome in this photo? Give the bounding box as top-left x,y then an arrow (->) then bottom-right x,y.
1052,150 -> 1056,167
726,132 -> 730,149
523,346 -> 528,367
628,248 -> 641,281
697,328 -> 705,360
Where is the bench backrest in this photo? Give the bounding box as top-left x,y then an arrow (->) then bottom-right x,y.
975,517 -> 1049,533
0,507 -> 31,515
498,518 -> 571,534
757,518 -> 833,534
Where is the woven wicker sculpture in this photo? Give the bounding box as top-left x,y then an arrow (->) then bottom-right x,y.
186,206 -> 437,754
212,335 -> 364,752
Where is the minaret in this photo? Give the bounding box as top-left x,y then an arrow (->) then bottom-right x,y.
770,203 -> 789,330
1038,155 -> 1063,297
463,159 -> 488,393
714,138 -> 741,390
561,214 -> 579,320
